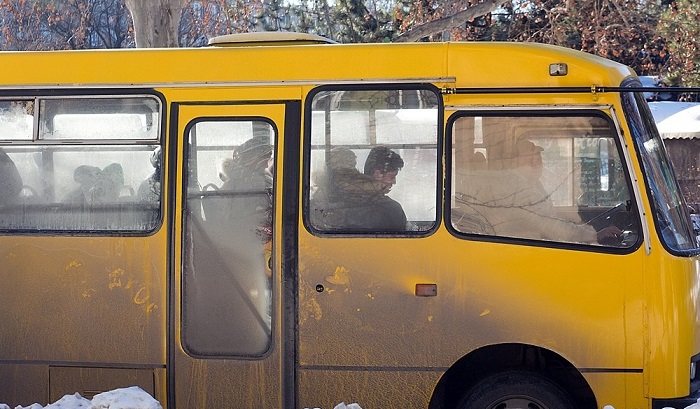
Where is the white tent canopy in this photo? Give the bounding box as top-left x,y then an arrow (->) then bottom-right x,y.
648,101 -> 700,139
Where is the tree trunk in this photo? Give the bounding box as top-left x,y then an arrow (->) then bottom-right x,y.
125,0 -> 187,47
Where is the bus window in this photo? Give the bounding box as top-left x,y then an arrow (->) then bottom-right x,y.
622,90 -> 699,252
40,97 -> 159,141
307,88 -> 440,233
182,118 -> 274,357
0,100 -> 33,140
450,113 -> 640,248
0,96 -> 161,233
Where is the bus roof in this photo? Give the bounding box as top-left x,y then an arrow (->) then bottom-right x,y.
0,40 -> 635,91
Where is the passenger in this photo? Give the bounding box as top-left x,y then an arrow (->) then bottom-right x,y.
137,147 -> 161,203
217,137 -> 273,288
311,147 -> 382,229
467,139 -> 621,244
189,137 -> 274,340
217,157 -> 235,186
311,146 -> 407,231
65,165 -> 99,203
215,137 -> 273,243
98,163 -> 125,202
65,163 -> 124,204
312,147 -> 373,202
359,145 -> 407,230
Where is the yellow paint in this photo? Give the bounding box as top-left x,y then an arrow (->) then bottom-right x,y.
325,266 -> 352,292
65,260 -> 82,270
108,268 -> 125,289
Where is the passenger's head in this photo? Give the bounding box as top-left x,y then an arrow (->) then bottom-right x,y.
515,139 -> 544,179
364,146 -> 404,193
233,138 -> 272,172
328,147 -> 357,170
73,163 -> 124,202
99,163 -> 125,200
149,146 -> 162,182
218,157 -> 235,182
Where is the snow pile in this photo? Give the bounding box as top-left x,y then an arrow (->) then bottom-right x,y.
0,386 -> 363,409
0,387 -> 161,409
683,399 -> 700,409
604,402 -> 700,409
311,404 -> 362,409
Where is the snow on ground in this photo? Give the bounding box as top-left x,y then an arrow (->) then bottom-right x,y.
0,386 -> 363,409
4,386 -> 699,409
0,387 -> 160,409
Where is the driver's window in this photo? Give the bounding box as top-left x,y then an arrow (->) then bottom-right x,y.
451,113 -> 640,248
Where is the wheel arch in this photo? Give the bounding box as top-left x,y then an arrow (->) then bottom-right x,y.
428,342 -> 597,409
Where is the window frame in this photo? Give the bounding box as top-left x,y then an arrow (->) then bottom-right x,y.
0,89 -> 165,236
181,115 -> 278,358
445,106 -> 642,254
302,84 -> 444,237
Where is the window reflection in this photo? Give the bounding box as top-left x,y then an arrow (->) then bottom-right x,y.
451,113 -> 640,248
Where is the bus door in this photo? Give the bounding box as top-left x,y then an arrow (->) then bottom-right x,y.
172,101 -> 291,408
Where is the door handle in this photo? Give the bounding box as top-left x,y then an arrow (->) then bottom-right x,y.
415,283 -> 437,297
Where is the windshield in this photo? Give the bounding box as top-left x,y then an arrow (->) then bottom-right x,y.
622,86 -> 699,253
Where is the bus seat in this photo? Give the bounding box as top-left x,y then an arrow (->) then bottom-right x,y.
119,186 -> 136,202
18,185 -> 45,204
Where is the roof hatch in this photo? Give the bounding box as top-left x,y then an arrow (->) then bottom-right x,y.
208,31 -> 336,47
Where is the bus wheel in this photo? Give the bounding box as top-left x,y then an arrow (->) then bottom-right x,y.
457,370 -> 575,409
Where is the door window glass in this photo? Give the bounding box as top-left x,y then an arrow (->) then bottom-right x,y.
182,118 -> 274,357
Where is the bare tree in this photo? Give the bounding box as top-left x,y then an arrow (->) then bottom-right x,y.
180,0 -> 230,47
0,0 -> 133,50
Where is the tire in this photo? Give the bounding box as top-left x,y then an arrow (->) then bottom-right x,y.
457,370 -> 576,409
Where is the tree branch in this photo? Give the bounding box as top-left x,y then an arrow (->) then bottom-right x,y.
393,0 -> 509,43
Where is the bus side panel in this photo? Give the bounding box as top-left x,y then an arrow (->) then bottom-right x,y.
0,365 -> 46,407
646,252 -> 700,398
298,370 -> 440,408
296,230 -> 645,408
582,372 -> 645,409
0,235 -> 166,406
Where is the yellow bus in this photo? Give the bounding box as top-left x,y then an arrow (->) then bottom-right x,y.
0,32 -> 698,409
